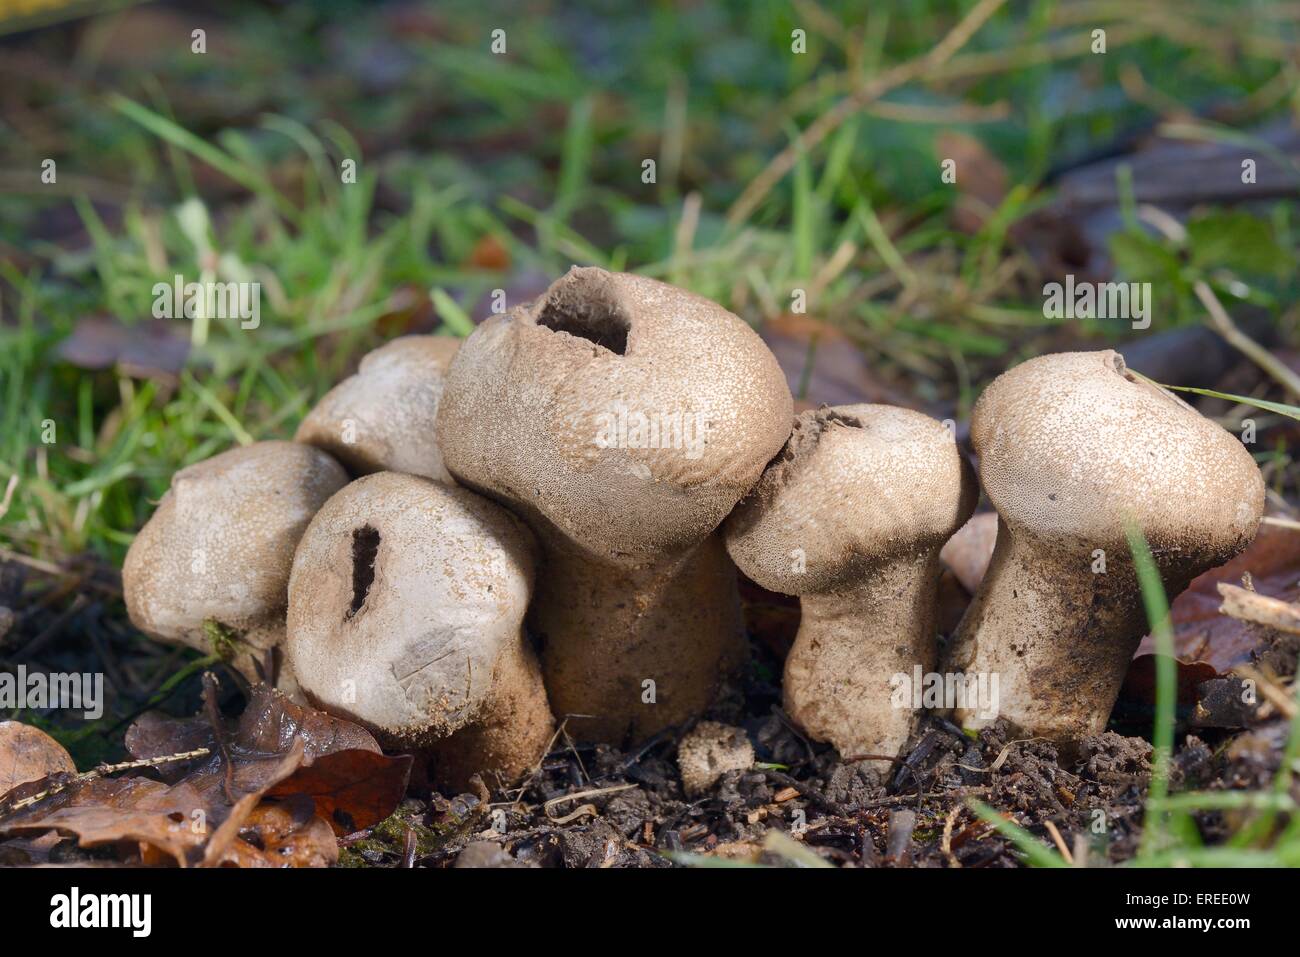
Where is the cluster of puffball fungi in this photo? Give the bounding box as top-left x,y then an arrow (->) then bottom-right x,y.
122,267 -> 1266,792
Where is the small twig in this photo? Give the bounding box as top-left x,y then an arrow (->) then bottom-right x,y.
1262,516 -> 1300,532
547,804 -> 600,825
0,475 -> 18,521
401,823 -> 418,868
1043,820 -> 1074,864
501,718 -> 572,805
1194,281 -> 1300,399
1139,203 -> 1300,398
202,672 -> 235,804
1218,583 -> 1300,636
954,736 -> 1053,774
941,804 -> 962,868
3,747 -> 212,814
761,770 -> 840,815
543,783 -> 637,821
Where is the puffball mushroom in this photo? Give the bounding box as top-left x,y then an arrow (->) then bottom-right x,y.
437,266 -> 793,743
295,335 -> 460,482
123,441 -> 348,688
285,471 -> 554,789
724,405 -> 977,762
945,351 -> 1265,742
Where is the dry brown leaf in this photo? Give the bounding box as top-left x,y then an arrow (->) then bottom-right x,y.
1135,520 -> 1300,670
206,795 -> 338,868
0,776 -> 214,866
0,722 -> 76,795
936,131 -> 1008,233
56,315 -> 190,380
761,313 -> 915,410
0,683 -> 410,867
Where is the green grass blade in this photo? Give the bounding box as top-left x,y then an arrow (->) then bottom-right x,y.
967,799 -> 1068,868
1160,385 -> 1300,423
1125,523 -> 1191,857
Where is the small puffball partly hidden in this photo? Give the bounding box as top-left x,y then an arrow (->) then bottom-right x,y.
286,471 -> 555,790
295,335 -> 460,482
454,842 -> 524,869
940,512 -> 999,594
123,441 -> 348,687
676,721 -> 754,797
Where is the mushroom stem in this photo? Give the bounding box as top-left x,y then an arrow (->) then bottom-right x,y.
946,519 -> 1154,740
787,552 -> 942,762
422,641 -> 557,789
534,534 -> 744,744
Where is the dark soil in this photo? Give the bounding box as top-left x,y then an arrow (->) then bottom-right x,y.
2,510 -> 1297,869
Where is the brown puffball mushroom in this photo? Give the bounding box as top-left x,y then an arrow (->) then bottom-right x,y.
123,441 -> 348,688
944,351 -> 1265,743
437,266 -> 793,743
295,335 -> 460,482
285,471 -> 554,789
724,405 -> 976,763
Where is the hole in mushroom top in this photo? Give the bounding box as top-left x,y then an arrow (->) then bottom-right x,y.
348,525 -> 381,619
537,286 -> 630,355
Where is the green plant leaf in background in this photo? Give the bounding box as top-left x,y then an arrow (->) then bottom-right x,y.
1187,211 -> 1291,276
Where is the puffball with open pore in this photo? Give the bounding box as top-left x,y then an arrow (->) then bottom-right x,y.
724,405 -> 976,763
285,471 -> 554,789
944,350 -> 1265,743
123,441 -> 348,688
437,266 -> 793,744
295,334 -> 460,482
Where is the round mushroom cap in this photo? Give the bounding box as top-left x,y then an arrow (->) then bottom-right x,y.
724,404 -> 977,595
437,267 -> 793,564
123,441 -> 348,654
295,335 -> 460,482
286,471 -> 537,744
972,351 -> 1265,557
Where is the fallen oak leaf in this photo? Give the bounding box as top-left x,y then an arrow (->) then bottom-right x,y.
229,682 -> 382,758
268,749 -> 412,835
201,788 -> 338,868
